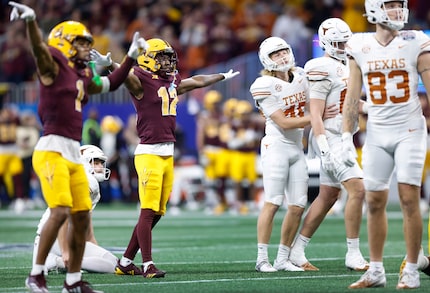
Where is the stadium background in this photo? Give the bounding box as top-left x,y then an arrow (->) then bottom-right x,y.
0,0 -> 429,204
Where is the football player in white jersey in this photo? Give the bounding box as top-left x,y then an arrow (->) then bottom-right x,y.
341,0 -> 430,289
250,37 -> 336,272
289,18 -> 369,272
32,145 -> 120,274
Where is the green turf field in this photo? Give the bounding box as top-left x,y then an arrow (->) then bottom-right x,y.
0,203 -> 429,293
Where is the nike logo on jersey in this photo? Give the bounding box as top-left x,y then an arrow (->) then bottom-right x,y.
398,44 -> 406,49
408,128 -> 417,132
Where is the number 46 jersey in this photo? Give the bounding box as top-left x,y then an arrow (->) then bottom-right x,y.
346,30 -> 430,125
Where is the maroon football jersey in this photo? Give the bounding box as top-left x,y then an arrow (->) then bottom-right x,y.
38,47 -> 91,141
131,67 -> 182,144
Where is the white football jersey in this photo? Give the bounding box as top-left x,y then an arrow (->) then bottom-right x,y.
305,56 -> 349,135
346,31 -> 430,125
250,67 -> 309,144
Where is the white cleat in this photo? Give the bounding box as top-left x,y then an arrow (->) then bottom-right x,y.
255,261 -> 277,273
345,252 -> 369,271
349,269 -> 386,289
397,269 -> 420,289
273,259 -> 304,271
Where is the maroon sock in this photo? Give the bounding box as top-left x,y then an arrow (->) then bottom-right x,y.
123,226 -> 139,260
137,209 -> 155,262
152,215 -> 161,229
12,174 -> 24,199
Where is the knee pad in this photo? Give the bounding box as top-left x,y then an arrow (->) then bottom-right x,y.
364,178 -> 388,191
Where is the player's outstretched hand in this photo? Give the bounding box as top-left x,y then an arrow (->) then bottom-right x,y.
127,32 -> 149,59
90,49 -> 112,67
9,1 -> 35,22
220,69 -> 240,80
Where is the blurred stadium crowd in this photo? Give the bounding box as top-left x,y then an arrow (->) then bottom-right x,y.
1,0 -> 430,83
0,0 -> 430,214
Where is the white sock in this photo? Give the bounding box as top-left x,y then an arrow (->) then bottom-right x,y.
369,261 -> 384,272
31,264 -> 45,276
293,234 -> 310,252
143,261 -> 154,272
404,262 -> 418,272
120,256 -> 133,267
346,238 -> 360,253
257,243 -> 269,262
276,244 -> 290,263
66,272 -> 82,286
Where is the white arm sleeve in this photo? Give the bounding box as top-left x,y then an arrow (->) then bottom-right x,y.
100,76 -> 111,93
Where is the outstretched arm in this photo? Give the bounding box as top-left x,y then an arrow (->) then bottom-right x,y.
177,69 -> 240,95
9,1 -> 58,85
90,48 -> 143,98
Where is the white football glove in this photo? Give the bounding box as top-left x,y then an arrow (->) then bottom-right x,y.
127,32 -> 148,59
137,37 -> 150,52
90,49 -> 112,67
320,151 -> 337,173
340,132 -> 357,167
316,134 -> 336,173
9,1 -> 36,22
220,69 -> 240,80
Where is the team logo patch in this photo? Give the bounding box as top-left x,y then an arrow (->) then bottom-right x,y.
336,66 -> 343,77
362,45 -> 371,54
400,31 -> 416,41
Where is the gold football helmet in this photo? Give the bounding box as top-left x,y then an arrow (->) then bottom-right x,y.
235,100 -> 253,117
100,115 -> 123,134
137,38 -> 177,76
203,90 -> 222,111
223,98 -> 238,119
47,21 -> 93,59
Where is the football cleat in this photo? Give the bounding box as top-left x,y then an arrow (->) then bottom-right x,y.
345,252 -> 369,271
62,280 -> 103,293
299,261 -> 319,271
399,246 -> 430,277
397,269 -> 420,289
273,259 -> 304,271
142,263 -> 166,278
348,269 -> 386,289
25,273 -> 49,293
255,260 -> 277,273
115,261 -> 143,275
289,250 -> 319,271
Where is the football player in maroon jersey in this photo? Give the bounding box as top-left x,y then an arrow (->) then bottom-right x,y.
8,1 -> 147,292
91,38 -> 239,278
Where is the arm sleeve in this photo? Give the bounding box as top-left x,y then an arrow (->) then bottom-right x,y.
106,56 -> 134,91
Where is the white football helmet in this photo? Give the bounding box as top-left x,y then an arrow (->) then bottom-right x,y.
258,37 -> 295,72
80,145 -> 111,182
365,0 -> 409,30
318,18 -> 352,62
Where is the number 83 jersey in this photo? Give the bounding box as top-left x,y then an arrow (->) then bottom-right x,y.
346,30 -> 430,125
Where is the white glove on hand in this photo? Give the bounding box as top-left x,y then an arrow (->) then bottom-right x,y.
316,134 -> 336,172
320,151 -> 337,173
341,132 -> 357,167
220,69 -> 240,80
90,49 -> 112,67
127,32 -> 148,59
137,37 -> 150,52
9,1 -> 36,22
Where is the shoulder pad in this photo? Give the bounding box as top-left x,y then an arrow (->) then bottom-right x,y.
304,58 -> 331,81
250,76 -> 274,101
